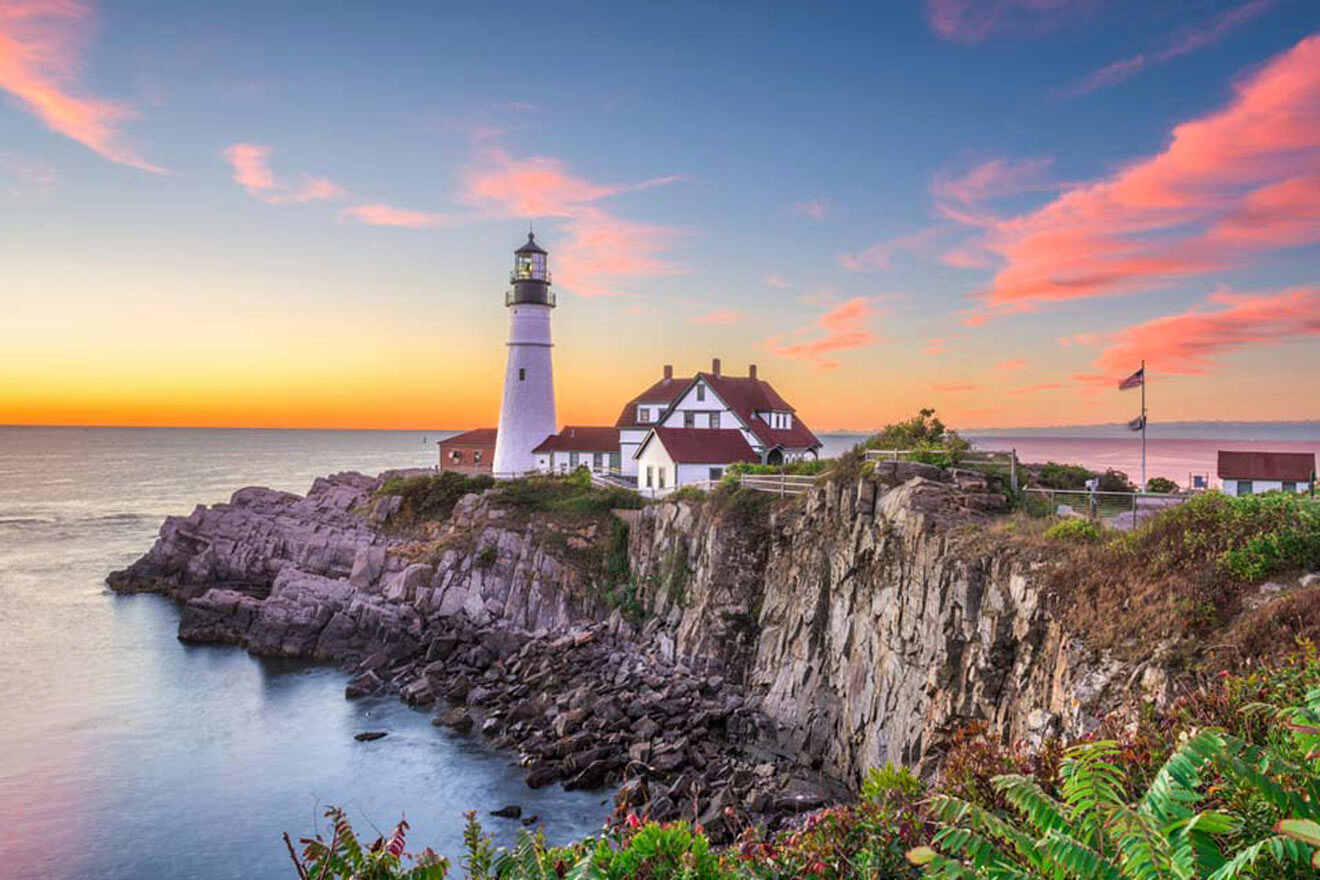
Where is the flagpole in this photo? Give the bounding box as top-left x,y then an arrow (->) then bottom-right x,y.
1141,359 -> 1147,490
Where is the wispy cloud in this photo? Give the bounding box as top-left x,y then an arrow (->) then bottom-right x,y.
765,297 -> 878,370
223,143 -> 345,205
925,0 -> 1090,44
459,146 -> 683,297
840,226 -> 941,271
338,203 -> 455,229
925,337 -> 951,355
1074,286 -> 1320,382
994,358 -> 1029,371
688,308 -> 739,325
932,381 -> 977,392
1068,0 -> 1273,95
950,35 -> 1320,316
762,274 -> 790,288
0,151 -> 56,189
933,157 -> 1053,205
0,1 -> 164,172
793,199 -> 829,221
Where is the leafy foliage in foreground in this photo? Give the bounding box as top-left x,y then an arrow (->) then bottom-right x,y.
487,468 -> 644,519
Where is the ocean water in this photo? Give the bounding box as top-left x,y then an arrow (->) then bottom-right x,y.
0,427 -> 606,880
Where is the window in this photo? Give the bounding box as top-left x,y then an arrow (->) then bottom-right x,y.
449,449 -> 462,462
785,414 -> 792,429
593,452 -> 604,469
518,368 -> 526,381
1237,480 -> 1253,495
638,407 -> 650,423
658,467 -> 666,489
684,411 -> 696,428
709,467 -> 723,481
569,451 -> 579,467
1283,481 -> 1297,493
474,450 -> 482,464
646,466 -> 654,488
710,412 -> 720,429
610,452 -> 621,470
696,384 -> 706,402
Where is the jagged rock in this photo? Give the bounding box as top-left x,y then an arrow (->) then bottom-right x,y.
490,804 -> 522,819
435,707 -> 474,732
354,731 -> 387,742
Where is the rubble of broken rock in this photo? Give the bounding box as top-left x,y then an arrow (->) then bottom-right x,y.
347,613 -> 846,842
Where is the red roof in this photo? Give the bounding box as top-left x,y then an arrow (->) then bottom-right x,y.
1217,450 -> 1315,481
532,426 -> 620,454
697,372 -> 822,451
642,427 -> 759,464
439,428 -> 497,446
614,375 -> 693,428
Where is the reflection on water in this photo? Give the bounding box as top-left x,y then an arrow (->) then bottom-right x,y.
0,427 -> 608,880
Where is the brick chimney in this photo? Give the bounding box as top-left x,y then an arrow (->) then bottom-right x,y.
748,364 -> 757,380
663,364 -> 673,380
712,358 -> 722,377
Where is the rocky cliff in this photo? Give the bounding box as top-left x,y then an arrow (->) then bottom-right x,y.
629,461 -> 1172,784
109,464 -> 1175,835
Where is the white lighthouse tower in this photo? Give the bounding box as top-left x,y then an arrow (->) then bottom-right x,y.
492,231 -> 557,477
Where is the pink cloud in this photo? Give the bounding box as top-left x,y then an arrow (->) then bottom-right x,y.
459,147 -> 683,297
960,34 -> 1320,315
688,308 -> 739,325
994,358 -> 1029,371
793,199 -> 829,221
1069,0 -> 1273,95
223,143 -> 345,205
925,337 -> 950,355
0,1 -> 163,172
932,157 -> 1053,205
765,297 -> 878,370
763,274 -> 790,288
932,382 -> 977,392
925,0 -> 1086,44
941,245 -> 995,269
338,203 -> 453,229
840,226 -> 941,271
1076,286 -> 1320,381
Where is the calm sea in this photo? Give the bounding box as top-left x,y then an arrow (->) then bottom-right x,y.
0,427 -> 605,880
2,424 -> 1317,879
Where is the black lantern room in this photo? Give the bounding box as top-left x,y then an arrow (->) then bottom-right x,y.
507,232 -> 555,307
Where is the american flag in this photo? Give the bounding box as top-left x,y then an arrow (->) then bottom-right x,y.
1118,367 -> 1144,390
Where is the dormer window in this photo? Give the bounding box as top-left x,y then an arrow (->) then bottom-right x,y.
696,384 -> 706,402
638,407 -> 651,423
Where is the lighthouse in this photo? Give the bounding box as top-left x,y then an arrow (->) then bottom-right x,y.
492,231 -> 557,477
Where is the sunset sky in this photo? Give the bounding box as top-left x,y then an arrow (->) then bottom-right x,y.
1,0 -> 1317,431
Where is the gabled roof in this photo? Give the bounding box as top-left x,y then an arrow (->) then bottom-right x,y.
638,427 -> 759,464
1217,450 -> 1315,481
695,372 -> 822,451
532,426 -> 620,454
439,428 -> 497,446
615,375 -> 694,428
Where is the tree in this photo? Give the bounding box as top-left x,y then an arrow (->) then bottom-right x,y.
1146,477 -> 1178,494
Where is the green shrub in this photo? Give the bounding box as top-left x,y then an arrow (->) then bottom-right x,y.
1044,517 -> 1102,543
487,472 -> 644,519
1128,490 -> 1320,583
1036,461 -> 1093,490
1147,476 -> 1179,494
726,459 -> 833,478
670,484 -> 711,503
474,545 -> 497,569
375,471 -> 495,523
1098,468 -> 1136,492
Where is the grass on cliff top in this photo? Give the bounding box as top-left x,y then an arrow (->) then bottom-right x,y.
375,471 -> 495,524
487,469 -> 644,518
1034,490 -> 1320,664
